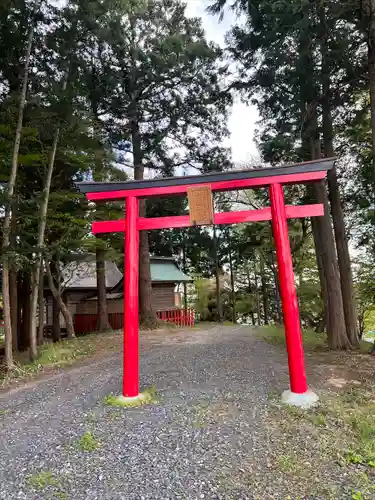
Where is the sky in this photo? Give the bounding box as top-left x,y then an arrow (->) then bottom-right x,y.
185,0 -> 260,165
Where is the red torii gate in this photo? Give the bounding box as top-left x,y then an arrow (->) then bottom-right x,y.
78,158 -> 334,407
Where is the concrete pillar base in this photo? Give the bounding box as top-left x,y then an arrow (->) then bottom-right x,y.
105,386 -> 157,408
117,394 -> 146,404
107,393 -> 148,408
281,389 -> 319,409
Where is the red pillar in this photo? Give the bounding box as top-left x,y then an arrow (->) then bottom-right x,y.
123,196 -> 139,398
269,183 -> 308,394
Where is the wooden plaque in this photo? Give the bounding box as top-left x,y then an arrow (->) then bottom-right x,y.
187,186 -> 214,226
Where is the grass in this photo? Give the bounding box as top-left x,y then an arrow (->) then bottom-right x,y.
255,324 -> 372,353
27,470 -> 59,490
255,324 -> 327,350
26,470 -> 67,498
104,385 -> 158,408
85,410 -> 98,424
310,413 -> 326,426
76,431 -> 100,452
213,384 -> 374,498
264,383 -> 375,498
364,308 -> 375,333
0,330 -> 122,387
0,338 -> 95,385
187,399 -> 239,429
276,453 -> 302,474
109,409 -> 123,419
343,392 -> 375,468
190,402 -> 212,429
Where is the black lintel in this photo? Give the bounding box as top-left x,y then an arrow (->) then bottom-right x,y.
77,157 -> 335,194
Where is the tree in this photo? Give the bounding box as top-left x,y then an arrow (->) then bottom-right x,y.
99,0 -> 231,326
355,258 -> 375,339
359,0 -> 375,208
210,0 -> 361,348
1,0 -> 42,368
317,3 -> 359,345
96,244 -> 111,331
29,0 -> 97,357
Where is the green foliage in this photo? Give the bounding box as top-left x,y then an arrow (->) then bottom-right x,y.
276,453 -> 301,474
355,259 -> 375,336
36,338 -> 95,366
255,324 -> 327,350
0,0 -> 232,354
26,469 -> 66,498
352,491 -> 364,500
0,0 -> 373,361
27,470 -> 59,490
0,0 -> 230,248
0,334 -> 106,385
194,276 -> 234,322
76,431 -> 100,452
206,0 -> 375,349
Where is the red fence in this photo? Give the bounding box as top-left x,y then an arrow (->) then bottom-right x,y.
74,309 -> 194,334
156,309 -> 195,327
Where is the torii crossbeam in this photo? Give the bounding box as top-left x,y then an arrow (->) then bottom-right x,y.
77,157 -> 334,407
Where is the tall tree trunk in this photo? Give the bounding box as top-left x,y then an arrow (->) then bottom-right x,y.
46,262 -> 75,340
96,245 -> 111,331
38,264 -> 44,345
299,2 -> 329,333
228,233 -> 236,323
10,270 -> 18,352
298,4 -> 349,349
311,167 -> 349,348
213,225 -> 222,322
52,295 -> 61,343
246,265 -> 257,325
2,20 -> 35,369
260,255 -> 269,325
131,119 -> 156,328
309,90 -> 347,348
29,127 -> 60,359
254,262 -> 261,326
361,0 -> 375,352
261,277 -> 269,325
89,64 -> 112,332
312,226 -> 329,331
30,70 -> 69,359
19,273 -> 31,352
9,201 -> 18,352
250,312 -> 256,326
362,0 -> 375,180
17,275 -> 23,349
270,252 -> 282,323
319,5 -> 359,347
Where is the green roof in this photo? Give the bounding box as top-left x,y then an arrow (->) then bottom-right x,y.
150,258 -> 192,283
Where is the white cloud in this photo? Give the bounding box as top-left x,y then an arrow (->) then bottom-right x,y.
185,0 -> 260,165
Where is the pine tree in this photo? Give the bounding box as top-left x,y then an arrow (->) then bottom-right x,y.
210,0 -> 362,348
93,0 -> 231,326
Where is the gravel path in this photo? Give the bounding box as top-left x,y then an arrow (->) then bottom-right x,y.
0,325 -> 290,500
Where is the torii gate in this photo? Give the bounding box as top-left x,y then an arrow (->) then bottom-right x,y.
78,158 -> 334,407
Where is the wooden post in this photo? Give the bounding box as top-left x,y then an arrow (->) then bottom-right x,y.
123,196 -> 139,398
269,183 -> 308,394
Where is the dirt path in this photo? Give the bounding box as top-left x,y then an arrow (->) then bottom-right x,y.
0,325 -> 292,499
2,325 -> 371,499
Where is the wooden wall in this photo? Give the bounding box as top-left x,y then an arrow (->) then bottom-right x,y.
45,282 -> 177,328
151,283 -> 175,311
